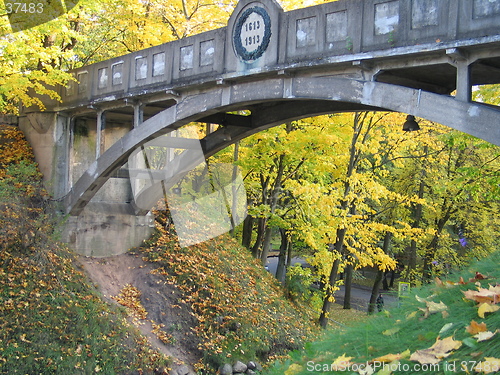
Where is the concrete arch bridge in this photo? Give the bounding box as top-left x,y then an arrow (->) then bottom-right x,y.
19,0 -> 500,255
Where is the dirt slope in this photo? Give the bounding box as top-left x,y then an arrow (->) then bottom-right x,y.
79,252 -> 202,374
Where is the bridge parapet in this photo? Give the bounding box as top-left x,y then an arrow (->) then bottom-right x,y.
53,0 -> 500,111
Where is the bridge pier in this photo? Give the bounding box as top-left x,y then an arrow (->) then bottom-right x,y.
19,108 -> 154,257
446,48 -> 473,103
63,203 -> 153,257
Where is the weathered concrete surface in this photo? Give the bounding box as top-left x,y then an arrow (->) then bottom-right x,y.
62,203 -> 153,257
34,0 -> 500,113
18,112 -> 70,200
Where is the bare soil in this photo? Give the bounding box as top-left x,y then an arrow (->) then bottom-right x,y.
78,252 -> 202,374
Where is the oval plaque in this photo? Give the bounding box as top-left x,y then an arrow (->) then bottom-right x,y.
233,6 -> 272,62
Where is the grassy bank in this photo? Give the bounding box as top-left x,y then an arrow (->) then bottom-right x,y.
139,210 -> 321,373
0,125 -> 324,374
0,126 -> 169,374
263,252 -> 500,375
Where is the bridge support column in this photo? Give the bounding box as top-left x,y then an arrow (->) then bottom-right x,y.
447,47 -> 473,102
456,61 -> 472,102
96,109 -> 105,158
18,111 -> 71,200
133,101 -> 144,128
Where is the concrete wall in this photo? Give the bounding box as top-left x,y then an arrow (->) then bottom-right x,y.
63,203 -> 153,257
52,0 -> 500,110
18,112 -> 70,200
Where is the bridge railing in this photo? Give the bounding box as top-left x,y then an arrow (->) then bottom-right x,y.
58,0 -> 500,109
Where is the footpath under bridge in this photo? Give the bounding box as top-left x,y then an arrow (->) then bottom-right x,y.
20,0 -> 500,255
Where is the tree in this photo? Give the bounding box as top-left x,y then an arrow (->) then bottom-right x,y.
0,0 -> 238,113
317,112 -> 403,327
419,131 -> 500,281
385,118 -> 500,284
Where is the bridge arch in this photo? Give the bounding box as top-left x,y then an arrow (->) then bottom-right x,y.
65,76 -> 500,215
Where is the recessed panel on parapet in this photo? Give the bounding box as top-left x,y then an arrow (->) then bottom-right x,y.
128,126 -> 247,247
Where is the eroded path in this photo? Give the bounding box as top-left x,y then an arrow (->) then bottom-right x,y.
79,252 -> 201,375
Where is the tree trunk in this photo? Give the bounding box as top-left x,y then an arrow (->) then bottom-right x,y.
343,263 -> 353,310
319,258 -> 341,329
229,141 -> 240,236
422,207 -> 454,282
241,213 -> 254,249
389,269 -> 396,288
287,239 -> 293,268
260,226 -> 273,266
368,231 -> 392,314
260,154 -> 286,265
368,269 -> 384,314
275,229 -> 288,282
405,174 -> 425,282
382,272 -> 389,290
251,217 -> 266,258
38,34 -> 57,70
423,233 -> 441,282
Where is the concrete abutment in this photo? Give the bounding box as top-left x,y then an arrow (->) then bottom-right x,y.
19,110 -> 154,257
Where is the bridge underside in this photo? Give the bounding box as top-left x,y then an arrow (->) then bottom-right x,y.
65,76 -> 500,219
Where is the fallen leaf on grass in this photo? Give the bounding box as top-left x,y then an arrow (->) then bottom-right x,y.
436,273 -> 488,286
357,365 -> 374,375
463,285 -> 500,304
474,330 -> 497,342
427,301 -> 448,313
415,295 -> 428,303
382,327 -> 400,336
439,323 -> 454,335
435,277 -> 456,288
377,360 -> 400,375
466,320 -> 487,335
406,311 -> 418,320
410,336 -> 462,365
284,364 -> 303,375
370,349 -> 410,364
478,303 -> 500,318
331,354 -> 355,371
418,300 -> 448,319
474,272 -> 487,280
474,357 -> 500,373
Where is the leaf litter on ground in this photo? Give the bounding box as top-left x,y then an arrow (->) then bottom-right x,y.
264,255 -> 500,375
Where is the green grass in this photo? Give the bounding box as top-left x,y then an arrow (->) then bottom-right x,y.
0,246 -> 170,374
263,252 -> 500,375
